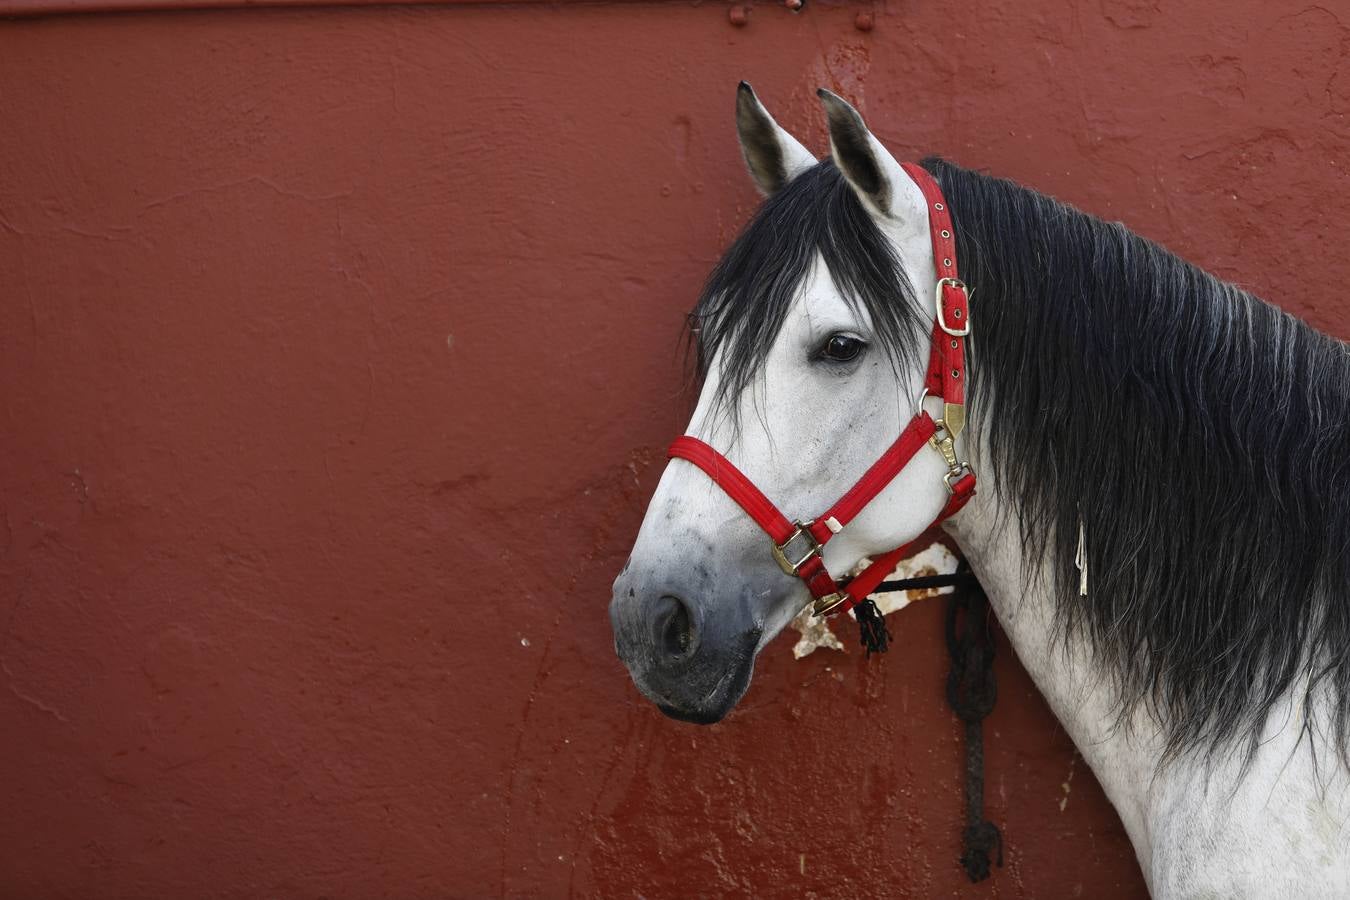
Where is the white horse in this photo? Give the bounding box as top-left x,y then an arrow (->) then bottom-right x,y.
610,84 -> 1350,897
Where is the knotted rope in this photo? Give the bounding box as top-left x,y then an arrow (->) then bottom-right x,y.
943,561 -> 1003,882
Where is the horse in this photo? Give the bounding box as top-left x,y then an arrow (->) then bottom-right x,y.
609,83 -> 1350,896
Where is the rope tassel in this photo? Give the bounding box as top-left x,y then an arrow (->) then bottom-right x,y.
854,598 -> 891,657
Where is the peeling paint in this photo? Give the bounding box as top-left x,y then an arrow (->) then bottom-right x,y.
1060,754 -> 1079,813
789,605 -> 845,658
868,542 -> 960,616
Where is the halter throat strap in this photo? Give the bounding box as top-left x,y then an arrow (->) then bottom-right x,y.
667,163 -> 975,620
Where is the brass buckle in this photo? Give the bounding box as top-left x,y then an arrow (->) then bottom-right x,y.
811,592 -> 849,618
771,521 -> 822,576
935,277 -> 971,337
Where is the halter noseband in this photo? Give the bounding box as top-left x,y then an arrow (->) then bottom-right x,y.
668,162 -> 976,627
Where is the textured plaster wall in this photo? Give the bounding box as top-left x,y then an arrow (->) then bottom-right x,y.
2,1 -> 1349,897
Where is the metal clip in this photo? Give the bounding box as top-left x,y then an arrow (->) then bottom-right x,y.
929,421 -> 960,469
930,419 -> 974,494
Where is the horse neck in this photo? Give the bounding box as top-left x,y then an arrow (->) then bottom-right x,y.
945,456 -> 1350,892
943,485 -> 1162,867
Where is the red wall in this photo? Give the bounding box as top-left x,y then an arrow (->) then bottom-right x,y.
3,1 -> 1348,896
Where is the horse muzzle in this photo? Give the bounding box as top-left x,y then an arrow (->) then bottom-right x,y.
609,567 -> 763,724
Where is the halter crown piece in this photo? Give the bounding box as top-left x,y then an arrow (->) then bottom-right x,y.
668,163 -> 976,655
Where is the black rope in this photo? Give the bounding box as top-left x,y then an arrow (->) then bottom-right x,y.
855,570 -> 979,657
941,561 -> 1003,882
876,570 -> 980,594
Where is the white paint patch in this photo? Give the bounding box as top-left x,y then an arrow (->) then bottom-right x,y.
788,541 -> 959,657
868,542 -> 960,615
1059,754 -> 1077,813
789,606 -> 844,658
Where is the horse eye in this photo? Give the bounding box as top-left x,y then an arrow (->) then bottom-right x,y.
819,333 -> 866,363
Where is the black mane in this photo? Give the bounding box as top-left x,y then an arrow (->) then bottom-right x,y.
697,156 -> 1350,764
924,157 -> 1350,764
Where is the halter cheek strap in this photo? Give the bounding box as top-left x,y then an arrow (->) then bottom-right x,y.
667,163 -> 976,640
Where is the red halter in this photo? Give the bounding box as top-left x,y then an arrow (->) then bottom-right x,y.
668,163 -> 976,620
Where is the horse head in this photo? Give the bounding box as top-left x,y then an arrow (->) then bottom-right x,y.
610,85 -> 963,723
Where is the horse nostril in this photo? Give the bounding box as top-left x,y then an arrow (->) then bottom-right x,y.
655,594 -> 698,661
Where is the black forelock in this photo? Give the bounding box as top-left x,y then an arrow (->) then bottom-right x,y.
691,160 -> 924,416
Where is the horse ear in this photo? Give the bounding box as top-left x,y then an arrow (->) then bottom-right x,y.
817,89 -> 910,220
735,82 -> 816,196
